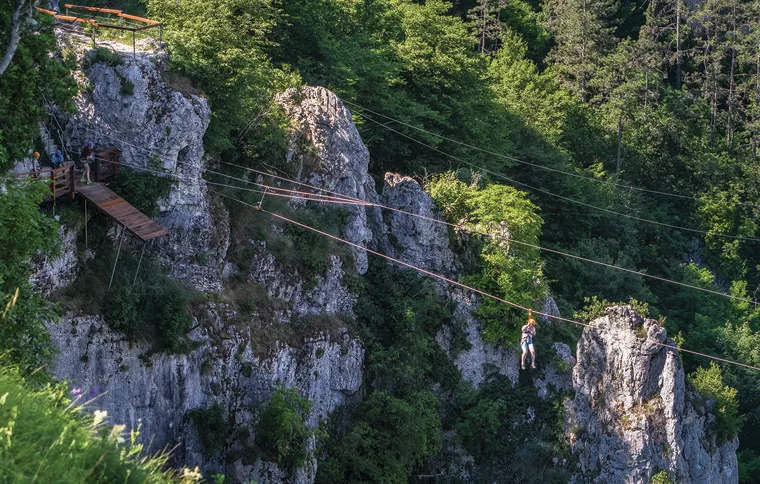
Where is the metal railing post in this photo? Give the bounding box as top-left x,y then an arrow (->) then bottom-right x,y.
69,164 -> 75,200
108,227 -> 125,292
133,241 -> 147,286
84,199 -> 88,251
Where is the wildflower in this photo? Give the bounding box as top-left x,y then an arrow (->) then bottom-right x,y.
93,409 -> 108,426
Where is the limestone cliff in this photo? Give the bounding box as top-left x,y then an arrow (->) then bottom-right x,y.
55,33 -> 226,293
34,38 -> 738,482
566,306 -> 739,483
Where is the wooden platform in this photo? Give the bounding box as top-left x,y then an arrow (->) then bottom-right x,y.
76,182 -> 168,241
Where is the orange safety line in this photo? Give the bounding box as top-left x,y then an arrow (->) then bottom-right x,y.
214,190 -> 760,373
220,161 -> 758,305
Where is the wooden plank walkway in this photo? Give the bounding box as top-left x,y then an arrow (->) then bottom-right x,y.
76,182 -> 168,241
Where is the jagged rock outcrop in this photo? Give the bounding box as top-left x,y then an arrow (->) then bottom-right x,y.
566,306 -> 738,483
55,34 -> 227,292
377,173 -> 456,274
275,87 -> 379,275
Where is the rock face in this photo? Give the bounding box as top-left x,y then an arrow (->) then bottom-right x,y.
48,311 -> 364,483
378,173 -> 456,274
29,224 -> 79,297
275,87 -> 379,275
56,34 -> 227,293
566,306 -> 738,483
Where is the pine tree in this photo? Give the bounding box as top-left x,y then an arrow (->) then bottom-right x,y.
544,0 -> 619,102
639,0 -> 689,90
466,0 -> 505,55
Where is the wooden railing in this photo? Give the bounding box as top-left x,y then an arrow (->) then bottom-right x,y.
13,147 -> 120,203
36,4 -> 162,58
15,164 -> 76,202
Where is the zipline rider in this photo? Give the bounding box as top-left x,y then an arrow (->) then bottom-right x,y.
520,310 -> 537,370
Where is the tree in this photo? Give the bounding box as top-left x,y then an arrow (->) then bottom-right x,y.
467,0 -> 505,55
0,177 -> 59,371
544,0 -> 620,102
0,4 -> 75,165
640,0 -> 689,90
427,172 -> 546,342
689,362 -> 742,443
316,391 -> 441,483
0,0 -> 37,77
146,0 -> 297,155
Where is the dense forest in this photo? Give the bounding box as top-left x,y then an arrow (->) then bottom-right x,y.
3,0 -> 760,482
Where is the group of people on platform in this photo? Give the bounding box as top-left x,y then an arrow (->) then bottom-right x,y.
28,142 -> 96,184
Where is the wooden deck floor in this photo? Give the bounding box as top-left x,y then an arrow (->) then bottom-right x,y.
76,182 -> 168,241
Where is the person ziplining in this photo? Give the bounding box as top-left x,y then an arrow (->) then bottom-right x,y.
520,310 -> 537,370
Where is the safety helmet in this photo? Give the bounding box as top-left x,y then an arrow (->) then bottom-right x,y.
33,151 -> 40,158
55,149 -> 61,156
88,141 -> 94,147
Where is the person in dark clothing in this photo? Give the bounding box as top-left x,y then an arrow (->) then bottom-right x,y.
50,149 -> 64,169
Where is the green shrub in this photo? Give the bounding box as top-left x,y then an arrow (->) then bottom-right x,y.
573,296 -> 650,322
651,470 -> 674,484
453,376 -> 571,481
121,79 -> 135,95
316,391 -> 441,483
0,363 -> 193,482
255,387 -> 312,469
105,277 -> 194,354
689,363 -> 742,443
110,169 -> 174,218
84,47 -> 124,68
188,404 -> 230,456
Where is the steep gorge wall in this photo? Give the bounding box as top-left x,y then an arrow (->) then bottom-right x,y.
34,39 -> 738,482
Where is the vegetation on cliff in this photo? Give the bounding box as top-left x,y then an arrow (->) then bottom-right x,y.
3,0 -> 760,481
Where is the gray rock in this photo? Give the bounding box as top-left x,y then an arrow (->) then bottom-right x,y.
565,306 -> 738,484
379,173 -> 456,274
275,87 -> 378,275
436,288 -> 520,388
539,295 -> 561,325
30,223 -> 79,296
47,310 -> 364,483
55,36 -> 227,293
534,342 -> 574,399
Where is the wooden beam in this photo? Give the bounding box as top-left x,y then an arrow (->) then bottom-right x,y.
64,5 -> 122,14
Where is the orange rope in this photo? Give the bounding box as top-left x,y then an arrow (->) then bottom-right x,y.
213,190 -> 760,373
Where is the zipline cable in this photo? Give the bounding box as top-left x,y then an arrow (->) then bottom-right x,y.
354,111 -> 760,243
65,120 -> 759,303
57,123 -> 760,368
344,100 -> 760,210
219,161 -> 759,305
212,189 -> 760,374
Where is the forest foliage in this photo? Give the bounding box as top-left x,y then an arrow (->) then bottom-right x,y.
3,0 -> 760,481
